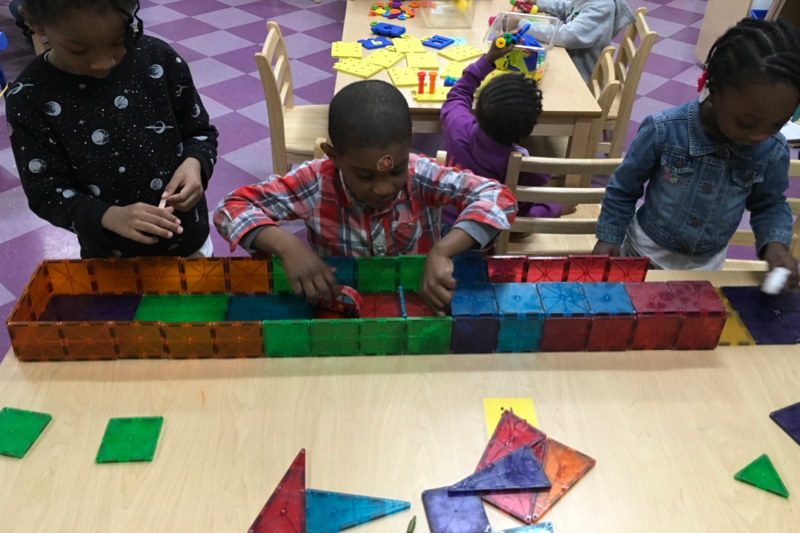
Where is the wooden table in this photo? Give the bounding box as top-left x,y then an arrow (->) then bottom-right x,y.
1,270 -> 799,532
337,0 -> 602,163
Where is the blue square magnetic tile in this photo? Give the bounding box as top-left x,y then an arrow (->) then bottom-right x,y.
582,283 -> 635,315
451,317 -> 498,353
738,313 -> 797,345
497,317 -> 544,352
537,283 -> 589,316
40,294 -> 141,322
323,257 -> 356,288
451,284 -> 497,317
453,252 -> 489,284
494,283 -> 543,317
226,294 -> 314,321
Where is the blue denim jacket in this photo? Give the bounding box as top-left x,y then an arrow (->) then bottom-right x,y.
597,99 -> 793,257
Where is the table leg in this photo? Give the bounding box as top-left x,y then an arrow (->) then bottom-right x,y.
565,118 -> 592,187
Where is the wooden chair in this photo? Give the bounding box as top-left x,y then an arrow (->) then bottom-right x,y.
313,137 -> 326,159
597,7 -> 657,158
490,153 -> 623,255
32,34 -> 50,55
723,160 -> 800,271
256,21 -> 328,174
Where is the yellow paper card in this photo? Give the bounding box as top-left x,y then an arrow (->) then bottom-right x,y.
484,398 -> 538,438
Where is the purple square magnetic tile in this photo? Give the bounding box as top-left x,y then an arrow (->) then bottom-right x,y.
165,0 -> 229,17
148,18 -> 219,42
451,317 -> 499,354
648,5 -> 704,24
770,402 -> 800,447
721,286 -> 776,315
40,294 -> 142,322
201,74 -> 265,110
645,79 -> 702,107
777,312 -> 800,342
179,30 -> 254,57
643,53 -> 695,79
422,487 -> 491,533
738,314 -> 797,345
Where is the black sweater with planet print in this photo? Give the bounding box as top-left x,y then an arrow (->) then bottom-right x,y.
6,36 -> 218,258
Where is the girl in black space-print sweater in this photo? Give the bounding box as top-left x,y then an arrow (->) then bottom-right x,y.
7,1 -> 218,259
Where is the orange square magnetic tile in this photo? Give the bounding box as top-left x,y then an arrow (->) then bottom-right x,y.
9,323 -> 67,361
163,323 -> 216,359
46,260 -> 93,295
184,258 -> 228,294
27,267 -> 53,319
91,259 -> 139,293
228,258 -> 270,294
60,323 -> 117,360
531,438 -> 596,522
213,322 -> 263,358
137,257 -> 184,294
112,322 -> 166,359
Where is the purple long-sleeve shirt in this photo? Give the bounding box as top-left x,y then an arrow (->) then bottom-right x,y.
440,56 -> 561,227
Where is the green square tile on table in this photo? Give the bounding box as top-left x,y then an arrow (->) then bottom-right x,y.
134,295 -> 229,322
360,318 -> 406,355
0,407 -> 52,459
96,416 -> 164,464
398,255 -> 425,292
310,319 -> 360,356
263,319 -> 311,357
407,317 -> 452,354
357,257 -> 397,292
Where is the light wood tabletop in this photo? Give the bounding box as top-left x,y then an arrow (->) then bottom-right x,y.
1,270 -> 799,532
337,0 -> 602,160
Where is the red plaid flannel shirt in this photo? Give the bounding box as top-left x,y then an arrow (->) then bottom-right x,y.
214,154 -> 517,256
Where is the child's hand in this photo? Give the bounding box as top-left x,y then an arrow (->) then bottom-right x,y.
101,203 -> 184,244
280,243 -> 340,305
592,240 -> 621,257
486,36 -> 516,65
163,157 -> 204,212
763,242 -> 799,291
420,249 -> 457,316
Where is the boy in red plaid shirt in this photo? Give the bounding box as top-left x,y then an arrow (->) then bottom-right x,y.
215,81 -> 517,314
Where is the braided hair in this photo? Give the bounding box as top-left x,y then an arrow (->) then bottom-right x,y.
702,18 -> 800,95
21,0 -> 143,49
476,73 -> 543,146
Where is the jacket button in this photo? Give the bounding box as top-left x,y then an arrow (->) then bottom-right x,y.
702,184 -> 712,193
690,219 -> 701,227
674,160 -> 684,169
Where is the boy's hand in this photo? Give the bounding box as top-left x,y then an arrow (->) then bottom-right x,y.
485,35 -> 516,64
281,242 -> 340,305
592,240 -> 621,257
164,157 -> 204,212
763,242 -> 799,290
420,248 -> 457,316
101,203 -> 183,244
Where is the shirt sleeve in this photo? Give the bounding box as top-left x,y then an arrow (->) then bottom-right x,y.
536,0 -> 572,19
595,116 -> 660,245
412,157 -> 518,248
213,160 -> 325,252
7,95 -> 114,245
747,142 -> 794,257
163,44 -> 219,188
533,2 -> 613,50
440,56 -> 494,135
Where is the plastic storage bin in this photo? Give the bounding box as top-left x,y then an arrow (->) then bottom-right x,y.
420,0 -> 475,29
484,12 -> 561,82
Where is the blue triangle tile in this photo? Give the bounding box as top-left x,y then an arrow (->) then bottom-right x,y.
306,489 -> 410,532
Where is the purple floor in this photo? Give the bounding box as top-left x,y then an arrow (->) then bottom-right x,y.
0,0 -> 787,357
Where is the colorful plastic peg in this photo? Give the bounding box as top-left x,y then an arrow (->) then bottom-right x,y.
428,71 -> 437,94
417,71 -> 426,94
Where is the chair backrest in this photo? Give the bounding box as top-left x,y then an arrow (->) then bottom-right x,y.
605,7 -> 657,157
729,160 -> 800,260
586,46 -> 621,157
495,153 -> 623,254
255,21 -> 295,173
313,138 -> 326,160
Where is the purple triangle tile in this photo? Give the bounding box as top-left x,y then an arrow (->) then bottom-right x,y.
738,314 -> 797,345
770,402 -> 800,447
449,446 -> 551,494
422,487 -> 491,533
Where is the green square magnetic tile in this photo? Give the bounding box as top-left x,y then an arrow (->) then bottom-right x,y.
0,407 -> 52,458
271,257 -> 292,293
407,317 -> 452,354
360,318 -> 406,355
134,295 -> 228,322
263,320 -> 311,357
357,257 -> 397,292
96,416 -> 163,464
398,255 -> 425,292
310,319 -> 360,356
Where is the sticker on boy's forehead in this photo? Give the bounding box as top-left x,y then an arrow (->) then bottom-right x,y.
377,155 -> 394,171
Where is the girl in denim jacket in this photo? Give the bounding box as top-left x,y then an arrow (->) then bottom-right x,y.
594,19 -> 800,290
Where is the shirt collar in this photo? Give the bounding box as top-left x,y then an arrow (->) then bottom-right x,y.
687,98 -> 754,160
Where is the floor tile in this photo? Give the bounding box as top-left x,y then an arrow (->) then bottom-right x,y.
652,37 -> 699,64
294,76 -> 336,105
286,59 -> 335,89
212,112 -> 269,154
201,74 -> 266,111
643,52 -> 696,78
636,71 -> 670,96
671,64 -> 703,87
186,57 -> 244,88
165,0 -> 231,17
645,16 -> 687,38
268,10 -> 337,33
644,79 -> 698,107
137,5 -> 186,25
211,47 -> 260,76
665,0 -> 708,14
0,186 -> 50,245
197,94 -> 234,120
648,5 -> 705,24
222,138 -> 274,180
194,7 -> 262,30
236,101 -> 268,126
669,25 -> 702,45
296,48 -> 337,74
179,30 -> 254,56
628,96 -> 672,124
283,32 -> 335,60
148,17 -> 219,41
227,20 -> 278,43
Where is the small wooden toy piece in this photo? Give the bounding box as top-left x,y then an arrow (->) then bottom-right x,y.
417,71 -> 426,93
331,41 -> 363,59
428,71 -> 437,94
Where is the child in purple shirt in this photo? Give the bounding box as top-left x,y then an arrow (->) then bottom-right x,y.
440,41 -> 573,228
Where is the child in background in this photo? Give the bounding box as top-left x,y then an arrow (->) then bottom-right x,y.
8,0 -> 218,258
523,0 -> 634,82
593,19 -> 800,290
440,39 -> 573,232
215,81 -> 517,314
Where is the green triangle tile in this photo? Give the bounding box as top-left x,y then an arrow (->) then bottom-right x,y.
734,454 -> 789,498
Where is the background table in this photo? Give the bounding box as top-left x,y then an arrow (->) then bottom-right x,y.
1,270 -> 798,532
337,0 -> 602,160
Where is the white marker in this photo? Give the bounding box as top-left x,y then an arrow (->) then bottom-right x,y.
761,267 -> 791,295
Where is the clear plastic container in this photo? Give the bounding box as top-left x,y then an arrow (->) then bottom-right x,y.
483,12 -> 562,82
419,0 -> 476,29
